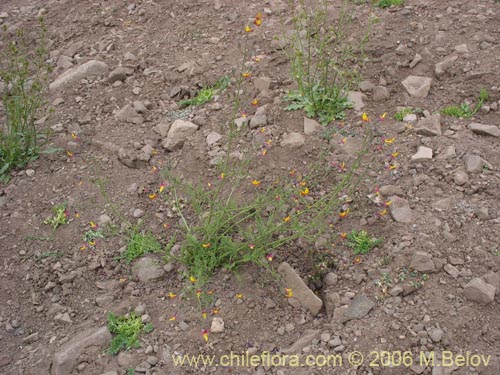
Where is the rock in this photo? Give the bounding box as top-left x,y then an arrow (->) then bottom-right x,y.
373,86 -> 390,101
22,332 -> 40,344
254,77 -> 274,91
206,132 -> 222,147
467,123 -> 500,137
234,117 -> 248,129
280,133 -> 305,148
402,76 -> 432,98
281,330 -> 319,354
107,67 -> 131,83
388,196 -> 413,223
133,101 -> 148,114
379,185 -> 403,196
409,53 -> 422,69
163,120 -> 199,151
415,114 -> 441,136
115,104 -> 143,124
50,60 -> 109,91
463,155 -> 484,173
347,91 -> 366,111
454,44 -> 469,54
403,113 -> 417,122
210,317 -> 225,333
437,145 -> 456,160
152,120 -> 171,137
482,272 -> 500,295
277,262 -> 323,315
475,207 -> 489,220
435,55 -> 458,79
100,372 -> 118,375
324,272 -> 338,286
303,117 -> 322,135
453,170 -> 469,185
132,258 -> 165,283
51,326 -> 111,375
249,115 -> 267,129
132,208 -> 144,218
411,146 -> 433,163
330,134 -> 363,156
340,295 -> 375,323
410,251 -> 435,273
428,328 -> 444,343
444,264 -> 459,278
389,285 -> 403,296
359,81 -> 375,92
463,278 -> 495,304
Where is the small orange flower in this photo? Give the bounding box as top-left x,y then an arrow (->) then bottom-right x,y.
71,132 -> 78,140
202,243 -> 211,249
201,329 -> 209,342
252,179 -> 261,186
379,112 -> 387,121
340,232 -> 347,240
66,151 -> 74,158
163,223 -> 171,229
159,183 -> 166,193
75,211 -> 80,218
300,187 -> 310,196
253,56 -> 261,62
79,244 -> 87,251
207,290 -> 214,295
149,193 -> 157,200
212,308 -> 220,315
283,216 -> 291,223
261,149 -> 268,156
254,13 -> 263,26
285,288 -> 293,298
251,99 -> 259,106
169,315 -> 177,321
242,72 -> 251,78
90,221 -> 97,229
354,256 -> 362,264
151,166 -> 158,173
339,208 -> 350,218
196,289 -> 202,298
384,200 -> 392,207
245,25 -> 253,33
119,277 -> 127,283
362,113 -> 369,122
340,137 -> 347,145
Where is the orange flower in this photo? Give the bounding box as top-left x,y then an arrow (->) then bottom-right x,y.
254,12 -> 263,26
201,329 -> 209,342
251,99 -> 259,106
300,187 -> 310,196
285,288 -> 293,298
261,149 -> 267,156
202,243 -> 211,249
212,308 -> 220,315
159,183 -> 166,193
75,212 -> 80,218
339,208 -> 350,218
354,256 -> 362,264
340,232 -> 347,240
90,221 -> 97,229
169,315 -> 177,321
362,113 -> 369,122
163,223 -> 171,229
245,25 -> 253,33
252,179 -> 261,186
253,56 -> 261,62
149,193 -> 157,200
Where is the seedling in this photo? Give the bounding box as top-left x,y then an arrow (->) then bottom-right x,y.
179,76 -> 230,107
346,229 -> 382,255
376,0 -> 404,8
118,230 -> 162,263
43,203 -> 69,230
106,312 -> 153,355
441,88 -> 488,119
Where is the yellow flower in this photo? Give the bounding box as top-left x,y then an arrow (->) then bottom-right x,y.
88,240 -> 96,246
71,132 -> 77,139
169,315 -> 177,321
189,276 -> 197,283
202,243 -> 211,249
251,99 -> 259,106
384,200 -> 392,207
252,179 -> 261,186
159,183 -> 166,193
339,208 -> 350,218
379,209 -> 388,216
283,216 -> 291,223
261,149 -> 267,156
245,25 -> 253,33
236,293 -> 243,299
219,172 -> 225,179
79,244 -> 87,251
168,292 -> 177,299
254,13 -> 263,26
285,288 -> 293,298
384,137 -> 395,145
379,112 -> 387,121
391,151 -> 399,159
196,289 -> 202,298
300,187 -> 310,196
265,253 -> 273,261
66,151 -> 74,158
340,232 -> 347,240
201,329 -> 209,342
202,310 -> 207,319
212,308 -> 219,315
149,193 -> 157,200
362,113 -> 369,122
242,72 -> 251,78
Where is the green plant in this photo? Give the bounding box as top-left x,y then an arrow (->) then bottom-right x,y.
394,107 -> 413,121
83,228 -> 105,243
179,76 -> 230,107
0,18 -> 50,183
282,0 -> 360,125
441,88 -> 488,118
127,368 -> 135,375
345,229 -> 382,255
119,229 -> 162,263
43,203 -> 69,230
106,312 -> 153,355
376,0 -> 404,8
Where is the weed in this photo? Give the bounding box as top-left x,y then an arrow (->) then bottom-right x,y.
83,228 -> 105,243
345,229 -> 382,255
43,203 -> 69,230
394,107 -> 414,121
118,229 -> 162,263
308,250 -> 336,283
127,369 -> 135,375
106,312 -> 153,355
37,251 -> 62,259
0,18 -> 50,183
24,235 -> 54,242
376,0 -> 404,8
441,88 -> 488,118
179,76 -> 230,107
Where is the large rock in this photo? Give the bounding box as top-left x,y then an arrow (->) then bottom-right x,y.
162,120 -> 199,151
410,251 -> 435,273
463,278 -> 496,304
415,114 -> 441,136
115,104 -> 144,124
278,262 -> 323,315
132,257 -> 165,283
107,67 -> 132,83
304,117 -> 322,135
411,146 -> 433,163
468,123 -> 500,137
388,196 -> 413,223
51,326 -> 111,375
435,55 -> 458,79
463,155 -> 484,173
402,76 -> 432,98
347,91 -> 366,111
50,60 -> 109,91
280,132 -> 305,148
340,295 -> 375,323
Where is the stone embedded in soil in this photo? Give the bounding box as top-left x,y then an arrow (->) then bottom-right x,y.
249,114 -> 267,129
132,257 -> 165,283
402,76 -> 432,98
467,123 -> 500,137
428,328 -> 444,343
358,80 -> 375,92
454,44 -> 469,54
444,264 -> 460,278
49,60 -> 109,91
411,146 -> 433,163
415,114 -> 442,136
410,251 -> 435,273
453,170 -> 469,186
435,55 -> 458,79
281,330 -> 319,354
388,196 -> 413,223
303,117 -> 322,135
330,134 -> 363,156
482,272 -> 500,295
206,132 -> 222,147
51,326 -> 111,375
277,262 -> 323,315
254,77 -> 274,91
437,145 -> 456,160
347,91 -> 366,111
280,132 -> 305,148
152,120 -> 171,137
107,67 -> 131,83
463,278 -> 496,304
463,154 -> 484,173
210,317 -> 225,333
163,119 -> 199,151
373,86 -> 390,101
340,295 -> 375,323
115,104 -> 144,124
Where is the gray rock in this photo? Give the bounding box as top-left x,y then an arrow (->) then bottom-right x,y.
373,86 -> 390,101
410,251 -> 435,273
152,120 -> 171,137
115,104 -> 144,124
428,328 -> 444,343
444,264 -> 459,278
435,55 -> 458,79
454,44 -> 469,54
249,115 -> 267,129
379,185 -> 403,196
411,146 -> 433,162
402,76 -> 432,98
234,117 -> 249,129
347,91 -> 366,111
482,272 -> 500,295
415,114 -> 441,136
278,262 -> 323,315
304,117 -> 322,135
281,330 -> 319,354
100,372 -> 118,375
132,258 -> 165,283
463,278 -> 495,304
210,317 -> 224,333
475,207 -> 489,220
453,170 -> 469,185
132,208 -> 144,218
254,77 -> 274,91
388,196 -> 413,223
324,272 -> 338,286
330,134 -> 363,156
163,120 -> 199,151
358,80 -> 375,92
206,132 -> 222,147
437,145 -> 456,159
280,133 -> 305,148
467,123 -> 500,137
50,60 -> 109,91
389,285 -> 403,296
107,67 -> 131,83
409,53 -> 422,69
463,155 -> 484,173
340,295 -> 375,323
51,326 -> 111,375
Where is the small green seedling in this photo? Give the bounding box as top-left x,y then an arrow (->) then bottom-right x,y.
346,229 -> 382,255
119,230 -> 162,263
43,203 -> 69,230
107,312 -> 153,355
376,0 -> 404,8
83,228 -> 105,243
179,76 -> 230,107
441,88 -> 488,119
